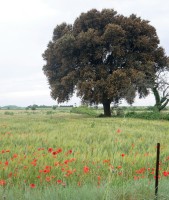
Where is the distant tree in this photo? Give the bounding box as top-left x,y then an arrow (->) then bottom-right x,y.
31,105 -> 36,110
145,65 -> 169,111
27,104 -> 38,110
33,104 -> 38,108
43,9 -> 168,116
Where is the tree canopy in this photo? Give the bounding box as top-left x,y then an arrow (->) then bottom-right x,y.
43,9 -> 168,116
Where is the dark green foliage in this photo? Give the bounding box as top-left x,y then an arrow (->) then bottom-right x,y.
26,104 -> 38,110
124,111 -> 169,120
31,106 -> 36,110
52,105 -> 57,110
70,106 -> 97,116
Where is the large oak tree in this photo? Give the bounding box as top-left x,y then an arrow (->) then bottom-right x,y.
43,9 -> 168,116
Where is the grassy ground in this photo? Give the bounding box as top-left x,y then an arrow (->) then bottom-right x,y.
0,109 -> 169,199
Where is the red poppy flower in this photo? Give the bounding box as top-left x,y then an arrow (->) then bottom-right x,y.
65,150 -> 72,156
64,160 -> 69,164
83,166 -> 90,173
57,179 -> 62,184
13,154 -> 18,158
56,148 -> 62,153
103,160 -> 110,163
0,180 -> 6,186
5,161 -> 8,166
77,181 -> 81,186
48,148 -> 53,153
52,151 -> 57,155
134,176 -> 139,180
116,129 -> 121,133
45,166 -> 51,169
163,171 -> 169,177
30,184 -> 36,188
8,172 -> 12,178
54,162 -> 59,166
31,161 -> 37,166
43,169 -> 50,173
46,177 -> 51,182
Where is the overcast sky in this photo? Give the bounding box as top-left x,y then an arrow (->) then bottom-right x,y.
0,0 -> 168,107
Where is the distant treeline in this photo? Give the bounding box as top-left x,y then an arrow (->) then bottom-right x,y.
0,104 -> 74,110
1,105 -> 169,111
26,104 -> 73,110
28,104 -> 73,107
0,105 -> 23,110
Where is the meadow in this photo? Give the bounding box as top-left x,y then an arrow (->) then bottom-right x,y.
0,108 -> 169,199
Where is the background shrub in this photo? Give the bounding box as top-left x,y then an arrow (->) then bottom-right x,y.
4,111 -> 14,115
70,106 -> 97,117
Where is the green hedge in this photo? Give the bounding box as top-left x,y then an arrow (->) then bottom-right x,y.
124,111 -> 169,120
70,106 -> 97,117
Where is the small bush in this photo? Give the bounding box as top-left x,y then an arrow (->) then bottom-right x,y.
70,106 -> 97,117
4,111 -> 14,115
31,106 -> 36,110
46,111 -> 54,115
52,105 -> 57,110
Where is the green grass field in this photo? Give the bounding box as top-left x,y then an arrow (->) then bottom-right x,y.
0,109 -> 169,199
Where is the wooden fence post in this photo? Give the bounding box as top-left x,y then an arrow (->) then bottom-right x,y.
155,143 -> 160,199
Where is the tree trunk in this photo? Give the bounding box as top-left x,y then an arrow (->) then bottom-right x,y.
103,101 -> 111,117
152,87 -> 161,112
